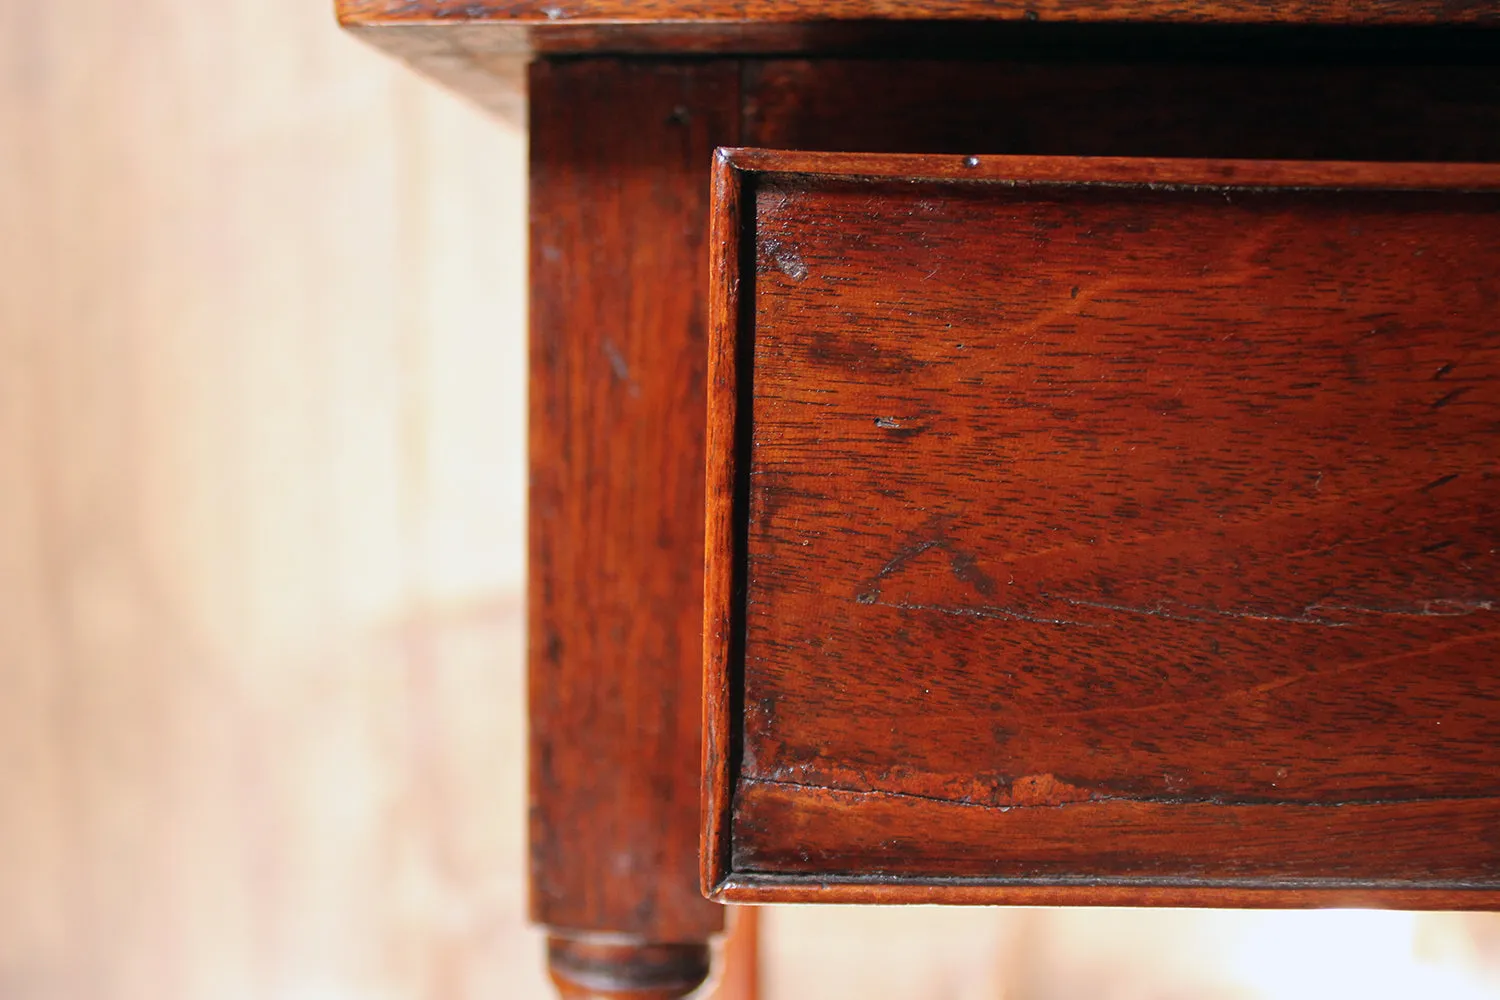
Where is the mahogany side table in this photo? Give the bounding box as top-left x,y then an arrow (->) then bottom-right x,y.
338,4 -> 1500,996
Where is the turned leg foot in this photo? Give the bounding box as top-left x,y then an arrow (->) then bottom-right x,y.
547,936 -> 712,1000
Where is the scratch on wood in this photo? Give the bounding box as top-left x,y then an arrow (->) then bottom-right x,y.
857,526 -> 997,604
1431,386 -> 1472,408
864,585 -> 1494,631
859,596 -> 1099,628
1057,596 -> 1352,627
601,338 -> 641,397
763,238 -> 808,281
1308,598 -> 1495,618
873,415 -> 929,438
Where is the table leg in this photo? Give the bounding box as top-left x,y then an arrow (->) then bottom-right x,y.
528,57 -> 743,999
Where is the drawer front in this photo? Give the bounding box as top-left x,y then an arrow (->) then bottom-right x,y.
703,151 -> 1500,906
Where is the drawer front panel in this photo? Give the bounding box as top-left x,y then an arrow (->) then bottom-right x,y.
703,152 -> 1500,904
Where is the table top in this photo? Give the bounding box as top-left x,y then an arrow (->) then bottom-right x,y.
338,0 -> 1500,122
339,1 -> 1500,29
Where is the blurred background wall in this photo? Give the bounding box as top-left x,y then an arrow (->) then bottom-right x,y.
1,0 -> 534,995
2,2 -> 1499,999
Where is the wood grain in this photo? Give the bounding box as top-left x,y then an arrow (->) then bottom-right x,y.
528,58 -> 738,995
703,149 -> 751,897
339,3 -> 1500,122
705,151 -> 1500,905
340,0 -> 1500,27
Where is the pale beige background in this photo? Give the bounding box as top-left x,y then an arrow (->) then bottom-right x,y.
2,2 -> 1499,998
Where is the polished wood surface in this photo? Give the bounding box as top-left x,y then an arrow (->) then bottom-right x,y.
703,54 -> 1500,899
528,58 -> 740,997
36,1 -> 1500,996
332,4 -> 1500,990
339,2 -> 1500,122
705,151 -> 1500,905
340,0 -> 1500,26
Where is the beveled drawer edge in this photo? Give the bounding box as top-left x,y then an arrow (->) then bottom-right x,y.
710,873 -> 1500,909
702,148 -> 751,898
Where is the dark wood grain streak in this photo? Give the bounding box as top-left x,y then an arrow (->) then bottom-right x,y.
704,151 -> 1500,905
529,59 -> 737,994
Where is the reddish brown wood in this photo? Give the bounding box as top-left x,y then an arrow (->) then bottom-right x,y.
711,877 -> 1500,908
720,149 -> 1500,186
703,148 -> 750,897
704,150 -> 1500,905
529,59 -> 739,993
340,6 -> 1500,122
715,906 -> 761,1000
346,9 -> 1500,979
548,899 -> 755,999
341,0 -> 1500,28
548,938 -> 712,999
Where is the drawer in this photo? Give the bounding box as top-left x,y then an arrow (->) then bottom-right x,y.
702,150 -> 1500,906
